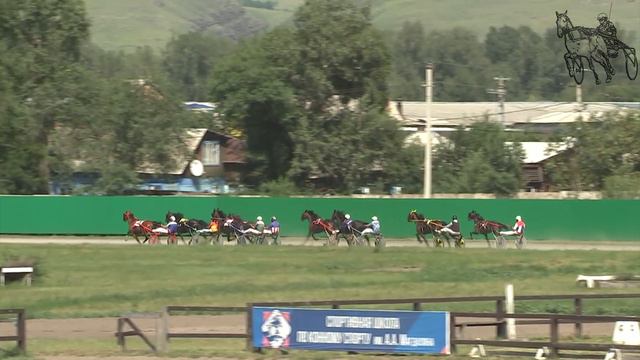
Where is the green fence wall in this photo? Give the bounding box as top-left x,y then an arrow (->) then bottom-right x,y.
0,196 -> 638,240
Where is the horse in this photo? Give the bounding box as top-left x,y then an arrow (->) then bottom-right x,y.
211,208 -> 233,244
165,211 -> 208,245
330,210 -> 370,246
300,209 -> 337,245
407,210 -> 450,247
122,210 -> 161,244
221,214 -> 254,245
467,210 -> 510,248
555,10 -> 615,84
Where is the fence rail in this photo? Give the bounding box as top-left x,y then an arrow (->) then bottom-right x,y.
450,312 -> 640,357
0,309 -> 25,353
149,293 -> 640,357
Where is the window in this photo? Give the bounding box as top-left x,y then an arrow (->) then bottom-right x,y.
202,141 -> 220,166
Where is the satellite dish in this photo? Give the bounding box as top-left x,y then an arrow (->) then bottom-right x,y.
189,159 -> 204,177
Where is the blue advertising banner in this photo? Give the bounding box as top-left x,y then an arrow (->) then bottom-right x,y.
251,307 -> 449,354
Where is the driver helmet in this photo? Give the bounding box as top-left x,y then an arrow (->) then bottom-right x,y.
257,216 -> 263,221
371,216 -> 378,221
597,13 -> 608,21
169,216 -> 175,222
452,215 -> 458,221
345,214 -> 351,219
516,215 -> 522,221
271,216 -> 277,221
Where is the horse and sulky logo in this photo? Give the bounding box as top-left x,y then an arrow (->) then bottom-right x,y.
555,10 -> 637,84
260,309 -> 292,348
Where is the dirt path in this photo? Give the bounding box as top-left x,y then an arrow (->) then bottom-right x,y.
24,314 -> 615,340
2,235 -> 640,250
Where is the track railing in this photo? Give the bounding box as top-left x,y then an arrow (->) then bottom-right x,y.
0,309 -> 26,353
149,293 -> 640,354
450,312 -> 640,357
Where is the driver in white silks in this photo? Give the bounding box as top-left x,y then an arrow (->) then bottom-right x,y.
361,216 -> 381,235
243,216 -> 265,235
437,215 -> 460,237
500,215 -> 526,236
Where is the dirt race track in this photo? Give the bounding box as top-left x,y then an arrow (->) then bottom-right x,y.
2,235 -> 640,250
2,235 -> 640,359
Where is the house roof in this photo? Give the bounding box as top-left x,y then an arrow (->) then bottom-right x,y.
402,128 -> 448,147
507,142 -> 569,164
389,101 -> 636,127
138,128 -> 242,175
184,102 -> 217,112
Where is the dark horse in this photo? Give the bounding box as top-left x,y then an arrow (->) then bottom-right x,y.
165,211 -> 208,245
330,210 -> 369,246
467,210 -> 509,248
407,210 -> 450,247
300,210 -> 336,243
212,208 -> 253,245
122,210 -> 161,244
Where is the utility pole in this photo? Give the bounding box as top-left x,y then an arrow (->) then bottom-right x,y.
423,63 -> 433,198
488,77 -> 510,124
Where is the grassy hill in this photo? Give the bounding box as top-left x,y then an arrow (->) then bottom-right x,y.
86,0 -> 640,51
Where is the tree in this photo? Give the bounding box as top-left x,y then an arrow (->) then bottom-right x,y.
0,0 -> 90,193
545,111 -> 640,192
0,46 -> 45,193
210,32 -> 297,182
211,0 -> 401,190
292,0 -> 390,110
388,21 -> 427,101
48,75 -> 192,194
163,32 -> 234,101
423,28 -> 493,101
433,121 -> 523,195
288,108 -> 417,193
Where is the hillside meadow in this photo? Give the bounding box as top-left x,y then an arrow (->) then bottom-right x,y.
85,0 -> 640,51
1,244 -> 639,318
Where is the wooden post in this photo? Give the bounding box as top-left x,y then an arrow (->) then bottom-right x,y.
413,302 -> 421,311
157,308 -> 168,353
449,313 -> 457,354
246,303 -> 254,351
573,297 -> 583,338
505,284 -> 516,339
550,316 -> 559,358
117,318 -> 125,351
332,304 -> 340,309
17,309 -> 26,353
496,299 -> 506,338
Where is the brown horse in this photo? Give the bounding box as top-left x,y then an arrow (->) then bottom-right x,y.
300,209 -> 337,245
122,210 -> 160,244
407,210 -> 450,247
467,210 -> 510,247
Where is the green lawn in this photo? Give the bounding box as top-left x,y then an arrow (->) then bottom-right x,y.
2,244 -> 639,319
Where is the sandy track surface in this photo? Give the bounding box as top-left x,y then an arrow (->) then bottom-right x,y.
22,314 -> 616,340
2,235 -> 640,250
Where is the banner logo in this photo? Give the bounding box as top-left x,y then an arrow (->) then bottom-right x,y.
260,310 -> 292,348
